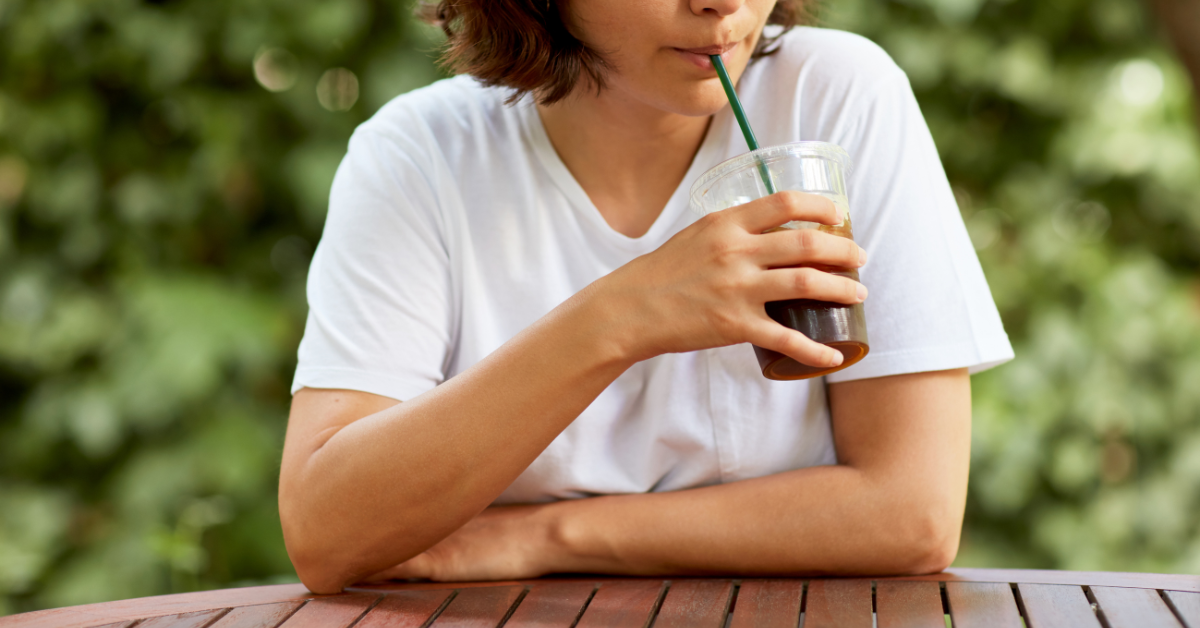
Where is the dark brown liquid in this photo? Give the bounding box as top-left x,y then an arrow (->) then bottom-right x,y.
755,219 -> 869,380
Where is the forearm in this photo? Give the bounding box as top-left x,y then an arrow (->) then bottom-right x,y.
281,284 -> 635,591
543,370 -> 972,577
544,464 -> 961,577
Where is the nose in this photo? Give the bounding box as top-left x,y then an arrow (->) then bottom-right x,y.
690,0 -> 745,17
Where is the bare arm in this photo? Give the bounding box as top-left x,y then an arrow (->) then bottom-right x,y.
377,368 -> 970,581
280,192 -> 868,593
542,368 -> 971,576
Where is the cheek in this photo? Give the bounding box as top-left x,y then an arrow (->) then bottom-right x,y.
566,0 -> 663,56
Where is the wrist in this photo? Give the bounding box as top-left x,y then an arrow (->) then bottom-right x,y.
573,270 -> 657,366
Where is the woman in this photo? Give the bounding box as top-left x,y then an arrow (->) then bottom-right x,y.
279,0 -> 1013,594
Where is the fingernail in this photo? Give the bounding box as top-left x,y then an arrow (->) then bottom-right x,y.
858,247 -> 867,266
830,352 -> 844,367
856,283 -> 868,302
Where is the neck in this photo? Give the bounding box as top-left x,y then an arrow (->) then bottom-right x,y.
537,91 -> 711,238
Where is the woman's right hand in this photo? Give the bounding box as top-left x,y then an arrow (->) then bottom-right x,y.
593,190 -> 868,369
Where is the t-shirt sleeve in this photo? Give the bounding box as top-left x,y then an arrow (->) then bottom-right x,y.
291,126 -> 453,401
825,71 -> 1014,383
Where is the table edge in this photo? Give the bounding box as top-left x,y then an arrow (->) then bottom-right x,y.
4,568 -> 1198,627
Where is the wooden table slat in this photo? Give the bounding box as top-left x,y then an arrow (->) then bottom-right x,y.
875,581 -> 944,628
355,589 -> 455,628
1012,585 -> 1099,628
803,579 -> 872,628
728,580 -> 803,628
502,582 -> 595,627
945,582 -> 1022,628
277,593 -> 380,628
1091,586 -> 1183,628
137,609 -> 230,628
207,602 -> 305,628
574,580 -> 666,628
427,586 -> 524,628
653,580 -> 733,628
1164,591 -> 1200,628
1016,584 -> 1101,628
890,568 -> 1200,593
7,569 -> 1200,628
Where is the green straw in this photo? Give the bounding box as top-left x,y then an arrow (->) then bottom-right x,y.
710,55 -> 777,195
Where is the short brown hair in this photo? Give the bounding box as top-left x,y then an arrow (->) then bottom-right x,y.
416,0 -> 813,105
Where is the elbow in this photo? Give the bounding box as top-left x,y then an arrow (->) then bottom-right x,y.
907,528 -> 959,575
289,547 -> 350,595
885,501 -> 962,575
282,517 -> 352,595
279,487 -> 355,595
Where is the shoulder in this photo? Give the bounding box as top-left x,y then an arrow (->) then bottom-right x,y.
769,27 -> 906,84
748,27 -> 909,107
351,75 -> 521,161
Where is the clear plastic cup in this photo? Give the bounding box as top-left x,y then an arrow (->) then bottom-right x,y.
690,141 -> 869,380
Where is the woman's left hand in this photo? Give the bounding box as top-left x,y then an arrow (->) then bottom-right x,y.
361,504 -> 560,582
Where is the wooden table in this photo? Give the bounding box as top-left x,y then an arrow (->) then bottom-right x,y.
4,569 -> 1199,628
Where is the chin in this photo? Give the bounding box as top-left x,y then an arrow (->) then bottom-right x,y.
652,83 -> 732,118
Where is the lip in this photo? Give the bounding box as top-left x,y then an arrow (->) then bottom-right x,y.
674,42 -> 737,70
678,43 -> 737,56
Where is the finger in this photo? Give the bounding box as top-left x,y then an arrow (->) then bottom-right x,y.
755,267 -> 867,305
754,227 -> 866,269
729,190 -> 842,233
744,316 -> 845,369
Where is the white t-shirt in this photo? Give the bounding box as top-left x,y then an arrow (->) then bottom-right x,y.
292,27 -> 1014,503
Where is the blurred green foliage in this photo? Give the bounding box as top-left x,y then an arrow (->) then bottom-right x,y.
0,0 -> 1197,616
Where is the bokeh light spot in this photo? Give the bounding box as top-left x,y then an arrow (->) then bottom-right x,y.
317,68 -> 359,112
253,47 -> 299,93
1117,59 -> 1164,107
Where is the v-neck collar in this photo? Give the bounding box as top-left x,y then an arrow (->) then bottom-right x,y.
520,99 -> 731,253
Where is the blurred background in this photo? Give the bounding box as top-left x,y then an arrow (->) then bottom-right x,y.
1,0 -> 1198,615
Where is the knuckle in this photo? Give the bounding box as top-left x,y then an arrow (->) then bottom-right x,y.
795,229 -> 819,252
793,268 -> 818,293
698,211 -> 728,231
778,189 -> 807,208
777,328 -> 804,356
705,237 -> 739,264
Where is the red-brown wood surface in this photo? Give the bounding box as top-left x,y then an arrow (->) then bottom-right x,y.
1165,591 -> 1200,628
207,601 -> 304,628
138,609 -> 230,628
875,581 -> 944,628
896,568 -> 1200,593
0,585 -> 313,628
945,582 -> 1022,628
728,580 -> 803,628
1016,583 -> 1102,628
803,579 -> 872,628
653,580 -> 733,628
1091,586 -> 1183,628
573,580 -> 665,628
278,594 -> 379,628
427,586 -> 524,628
503,582 -> 594,628
8,570 -> 1200,628
355,589 -> 454,628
